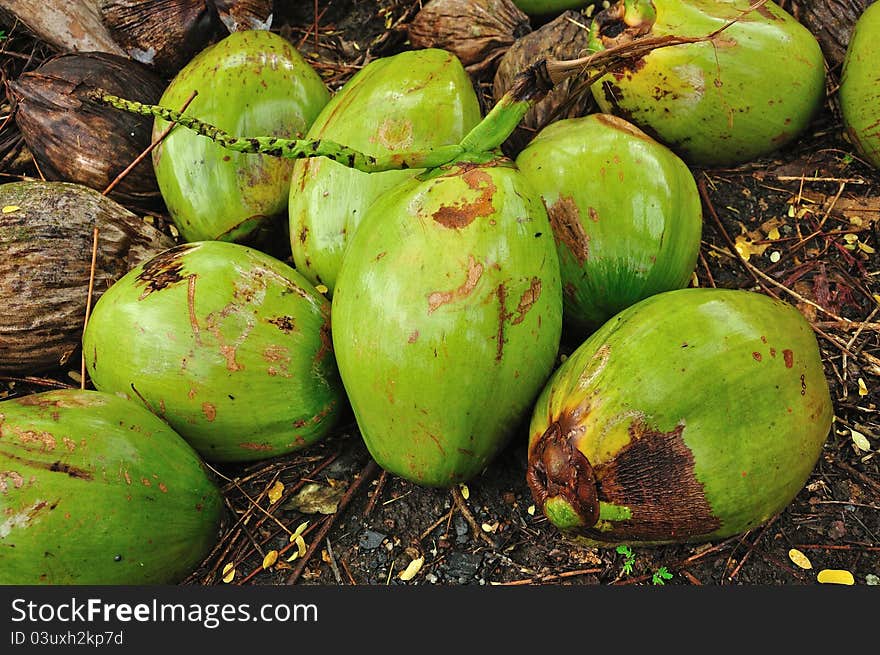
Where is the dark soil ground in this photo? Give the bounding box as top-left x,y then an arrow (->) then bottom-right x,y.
1,1 -> 878,587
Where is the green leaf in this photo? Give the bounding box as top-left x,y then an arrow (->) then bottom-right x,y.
652,567 -> 673,585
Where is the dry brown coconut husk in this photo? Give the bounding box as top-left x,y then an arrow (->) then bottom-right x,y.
790,0 -> 872,69
408,0 -> 532,77
213,0 -> 273,32
0,181 -> 175,375
10,52 -> 166,209
493,9 -> 595,156
98,0 -> 218,76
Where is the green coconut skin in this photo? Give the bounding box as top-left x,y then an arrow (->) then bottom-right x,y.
839,2 -> 880,169
0,389 -> 223,584
527,288 -> 833,546
589,0 -> 825,167
82,241 -> 343,463
512,1 -> 592,15
515,113 -> 702,335
289,49 -> 482,295
153,29 -> 330,243
332,158 -> 563,487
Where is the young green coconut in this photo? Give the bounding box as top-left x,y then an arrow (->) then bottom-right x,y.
839,2 -> 880,169
152,29 -> 330,243
515,113 -> 702,336
289,48 -> 482,295
91,7 -> 826,489
82,241 -> 344,463
0,389 -> 223,584
587,0 -> 826,167
527,288 -> 833,545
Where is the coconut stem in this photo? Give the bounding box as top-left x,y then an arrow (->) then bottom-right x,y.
91,0 -> 768,171
90,91 -> 465,173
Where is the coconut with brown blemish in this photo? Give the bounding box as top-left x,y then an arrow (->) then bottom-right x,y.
331,157 -> 563,487
0,181 -> 174,375
82,240 -> 345,463
0,389 -> 223,584
587,0 -> 826,167
289,48 -> 482,296
527,287 -> 833,545
515,113 -> 702,335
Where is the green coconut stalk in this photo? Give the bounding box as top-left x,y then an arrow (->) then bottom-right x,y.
289,48 -> 482,294
0,389 -> 223,584
93,16 -> 735,169
839,2 -> 880,169
527,288 -> 833,545
82,240 -> 344,463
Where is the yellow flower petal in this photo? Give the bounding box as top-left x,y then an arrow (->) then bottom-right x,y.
851,429 -> 871,452
262,550 -> 278,569
459,483 -> 469,500
296,534 -> 307,558
857,378 -> 869,397
398,556 -> 424,581
817,569 -> 854,585
291,520 -> 309,540
2,205 -> 20,213
267,480 -> 284,505
222,562 -> 235,583
315,284 -> 329,294
788,548 -> 812,570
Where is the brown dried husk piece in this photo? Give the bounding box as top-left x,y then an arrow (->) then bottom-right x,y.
0,0 -> 126,56
493,10 -> 595,156
212,0 -> 273,32
0,181 -> 175,375
98,0 -> 218,75
10,52 -> 166,208
791,0 -> 871,68
408,0 -> 532,76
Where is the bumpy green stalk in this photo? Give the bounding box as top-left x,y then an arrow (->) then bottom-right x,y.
93,92 -> 464,172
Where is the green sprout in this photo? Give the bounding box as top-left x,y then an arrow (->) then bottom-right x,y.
652,566 -> 673,585
616,545 -> 635,576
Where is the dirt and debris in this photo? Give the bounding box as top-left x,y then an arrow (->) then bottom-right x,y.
1,0 -> 878,587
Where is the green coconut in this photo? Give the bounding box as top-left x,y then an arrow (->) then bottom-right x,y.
512,1 -> 593,15
0,389 -> 223,584
289,48 -> 482,295
153,29 -> 329,243
82,240 -> 343,463
527,287 -> 833,545
515,113 -> 701,335
588,0 -> 825,167
839,2 -> 880,169
332,157 -> 563,486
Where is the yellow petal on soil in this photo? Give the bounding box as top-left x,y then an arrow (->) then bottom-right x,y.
788,548 -> 812,570
734,234 -> 769,262
817,569 -> 855,585
286,551 -> 300,563
527,505 -> 536,516
858,241 -> 876,254
2,205 -> 20,213
459,483 -> 469,500
851,428 -> 871,452
767,227 -> 781,240
222,562 -> 235,583
398,556 -> 424,581
315,284 -> 329,294
291,521 -> 309,540
295,534 -> 307,558
262,550 -> 278,569
267,480 -> 284,505
858,378 -> 869,397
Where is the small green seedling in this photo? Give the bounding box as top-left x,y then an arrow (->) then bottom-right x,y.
616,545 -> 635,576
652,566 -> 673,585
